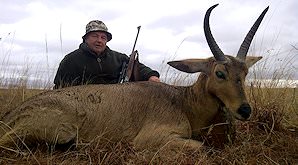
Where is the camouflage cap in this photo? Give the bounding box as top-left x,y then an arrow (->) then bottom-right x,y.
83,20 -> 112,41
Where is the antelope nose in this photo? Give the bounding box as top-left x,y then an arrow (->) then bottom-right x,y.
237,104 -> 251,119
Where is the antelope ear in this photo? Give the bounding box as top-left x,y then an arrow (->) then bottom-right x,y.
245,56 -> 262,68
167,59 -> 211,74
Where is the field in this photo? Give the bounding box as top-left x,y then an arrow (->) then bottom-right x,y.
0,81 -> 297,164
0,42 -> 297,164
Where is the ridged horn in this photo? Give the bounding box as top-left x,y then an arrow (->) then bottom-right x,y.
237,6 -> 269,60
204,4 -> 226,62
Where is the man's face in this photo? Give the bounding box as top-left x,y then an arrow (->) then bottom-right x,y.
85,31 -> 108,55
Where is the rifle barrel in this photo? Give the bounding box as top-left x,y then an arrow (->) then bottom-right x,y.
131,26 -> 141,53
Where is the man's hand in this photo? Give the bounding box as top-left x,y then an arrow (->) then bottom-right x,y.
148,76 -> 160,82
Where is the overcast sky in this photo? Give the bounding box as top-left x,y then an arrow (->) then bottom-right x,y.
0,0 -> 297,87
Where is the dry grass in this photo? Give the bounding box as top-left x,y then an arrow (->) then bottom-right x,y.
0,61 -> 297,164
0,85 -> 297,164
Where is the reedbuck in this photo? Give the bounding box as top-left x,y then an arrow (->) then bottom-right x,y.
0,4 -> 268,152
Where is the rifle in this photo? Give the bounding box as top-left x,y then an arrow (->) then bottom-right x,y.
118,26 -> 141,83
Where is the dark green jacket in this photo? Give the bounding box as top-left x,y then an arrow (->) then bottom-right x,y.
53,43 -> 159,89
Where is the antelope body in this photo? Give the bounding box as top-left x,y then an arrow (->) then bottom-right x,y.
0,4 -> 268,151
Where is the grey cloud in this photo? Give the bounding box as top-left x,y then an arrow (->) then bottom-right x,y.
41,0 -> 77,8
0,1 -> 31,24
147,10 -> 203,35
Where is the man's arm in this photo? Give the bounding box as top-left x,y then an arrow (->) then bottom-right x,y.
138,62 -> 160,81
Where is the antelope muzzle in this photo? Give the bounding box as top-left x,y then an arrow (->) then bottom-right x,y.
237,103 -> 252,120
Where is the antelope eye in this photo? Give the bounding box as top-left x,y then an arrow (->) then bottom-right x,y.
216,71 -> 226,79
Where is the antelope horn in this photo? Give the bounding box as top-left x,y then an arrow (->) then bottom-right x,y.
237,6 -> 269,60
204,4 -> 226,62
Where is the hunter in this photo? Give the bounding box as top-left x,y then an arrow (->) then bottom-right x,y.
54,20 -> 160,89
